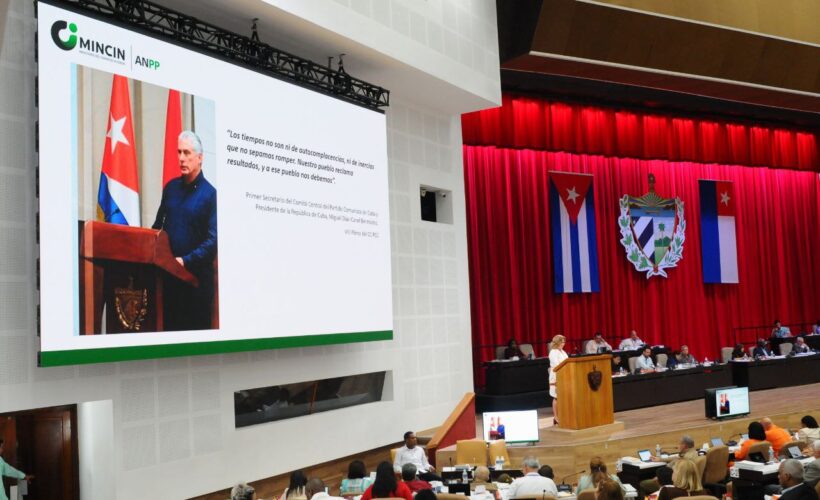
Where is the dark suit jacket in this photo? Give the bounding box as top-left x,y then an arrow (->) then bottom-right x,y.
779,483 -> 819,500
753,346 -> 773,358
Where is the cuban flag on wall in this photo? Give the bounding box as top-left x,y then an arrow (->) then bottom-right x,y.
549,172 -> 600,293
699,180 -> 738,283
97,75 -> 140,226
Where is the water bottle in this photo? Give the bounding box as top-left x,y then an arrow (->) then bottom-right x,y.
494,456 -> 501,469
769,446 -> 775,463
500,455 -> 505,470
462,468 -> 469,484
656,444 -> 662,456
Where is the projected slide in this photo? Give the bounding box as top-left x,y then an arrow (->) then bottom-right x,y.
37,2 -> 392,365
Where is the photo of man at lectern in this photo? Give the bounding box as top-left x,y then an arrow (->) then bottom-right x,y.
74,66 -> 219,335
152,131 -> 218,332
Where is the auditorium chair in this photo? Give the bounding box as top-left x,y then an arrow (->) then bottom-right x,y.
576,490 -> 596,500
720,347 -> 733,363
656,353 -> 668,368
747,441 -> 773,457
390,447 -> 400,463
495,346 -> 506,360
455,439 -> 488,466
777,440 -> 806,458
520,343 -> 535,358
701,445 -> 729,496
815,481 -> 820,496
779,343 -> 793,356
487,439 -> 510,465
694,454 -> 707,480
628,357 -> 639,373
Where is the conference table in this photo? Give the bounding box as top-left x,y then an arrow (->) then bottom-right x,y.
731,457 -> 815,500
483,357 -> 551,395
729,353 -> 820,391
612,364 -> 732,411
769,334 -> 820,354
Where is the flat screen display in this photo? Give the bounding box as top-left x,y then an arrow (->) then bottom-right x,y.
715,386 -> 750,418
37,1 -> 391,365
482,410 -> 540,444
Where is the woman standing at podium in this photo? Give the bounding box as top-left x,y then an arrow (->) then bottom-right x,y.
548,334 -> 568,426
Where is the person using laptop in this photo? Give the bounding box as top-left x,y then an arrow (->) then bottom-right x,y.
640,436 -> 698,495
733,422 -> 767,465
585,332 -> 613,354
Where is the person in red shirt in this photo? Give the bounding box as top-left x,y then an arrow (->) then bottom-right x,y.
401,464 -> 432,493
362,462 -> 413,500
762,417 -> 792,456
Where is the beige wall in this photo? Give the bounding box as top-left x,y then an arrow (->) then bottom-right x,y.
76,66 -> 194,227
594,0 -> 820,44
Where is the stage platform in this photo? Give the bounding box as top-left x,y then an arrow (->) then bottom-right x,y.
436,382 -> 820,482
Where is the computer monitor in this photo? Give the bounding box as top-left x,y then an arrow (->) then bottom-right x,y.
715,387 -> 750,419
481,410 -> 540,444
638,450 -> 652,462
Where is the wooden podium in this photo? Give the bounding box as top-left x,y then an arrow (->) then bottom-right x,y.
553,354 -> 614,430
79,221 -> 198,335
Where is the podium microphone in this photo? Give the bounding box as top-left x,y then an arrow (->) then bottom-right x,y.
557,470 -> 585,492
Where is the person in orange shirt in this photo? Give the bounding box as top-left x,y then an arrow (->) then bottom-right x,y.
762,417 -> 792,456
733,422 -> 768,465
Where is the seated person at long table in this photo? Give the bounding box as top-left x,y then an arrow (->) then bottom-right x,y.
575,457 -> 625,494
772,319 -> 792,338
635,346 -> 656,373
585,332 -> 613,354
733,422 -> 768,464
731,343 -> 748,360
793,337 -> 811,354
640,436 -> 699,496
504,339 -> 526,360
753,338 -> 774,359
619,330 -> 645,350
675,345 -> 697,365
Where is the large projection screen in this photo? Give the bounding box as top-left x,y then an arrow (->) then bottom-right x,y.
37,1 -> 392,366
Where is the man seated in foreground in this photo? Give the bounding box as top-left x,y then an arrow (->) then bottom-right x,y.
401,464 -> 431,493
305,479 -> 345,500
777,459 -> 818,500
470,466 -> 498,492
507,456 -> 558,498
804,441 -> 820,488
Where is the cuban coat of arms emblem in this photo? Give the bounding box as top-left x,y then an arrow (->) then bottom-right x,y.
617,174 -> 686,278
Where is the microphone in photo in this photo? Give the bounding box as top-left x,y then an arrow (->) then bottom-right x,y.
557,470 -> 585,492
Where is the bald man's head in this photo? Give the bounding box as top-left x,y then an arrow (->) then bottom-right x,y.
305,478 -> 325,499
760,418 -> 773,429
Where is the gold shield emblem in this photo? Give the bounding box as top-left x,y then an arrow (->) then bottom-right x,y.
114,277 -> 148,331
587,365 -> 603,392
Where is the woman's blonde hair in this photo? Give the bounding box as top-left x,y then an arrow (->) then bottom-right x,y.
550,334 -> 567,350
672,459 -> 702,492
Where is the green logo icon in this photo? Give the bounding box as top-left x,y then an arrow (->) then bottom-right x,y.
51,20 -> 78,50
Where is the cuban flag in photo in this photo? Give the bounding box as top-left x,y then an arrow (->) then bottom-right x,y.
549,172 -> 600,293
699,180 -> 738,284
97,74 -> 140,226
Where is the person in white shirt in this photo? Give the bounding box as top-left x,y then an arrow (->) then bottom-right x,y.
585,332 -> 613,354
619,330 -> 645,350
548,334 -> 569,426
507,457 -> 558,498
393,431 -> 441,481
635,347 -> 655,373
798,416 -> 820,444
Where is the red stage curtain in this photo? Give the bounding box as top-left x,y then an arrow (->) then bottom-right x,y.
462,94 -> 819,171
464,145 -> 820,384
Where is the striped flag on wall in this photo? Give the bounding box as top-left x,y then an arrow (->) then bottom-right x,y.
699,180 -> 738,283
549,172 -> 600,293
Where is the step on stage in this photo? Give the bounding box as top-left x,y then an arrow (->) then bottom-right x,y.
436,383 -> 820,483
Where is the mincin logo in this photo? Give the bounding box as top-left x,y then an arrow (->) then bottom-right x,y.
51,20 -> 78,51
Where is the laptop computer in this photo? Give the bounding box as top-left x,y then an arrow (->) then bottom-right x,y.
711,437 -> 724,447
748,452 -> 767,463
638,449 -> 652,462
787,446 -> 803,459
